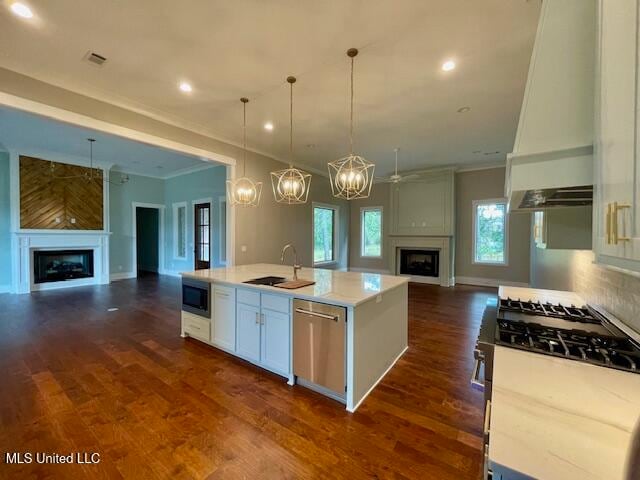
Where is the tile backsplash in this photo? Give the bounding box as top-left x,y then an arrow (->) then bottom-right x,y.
572,251 -> 640,334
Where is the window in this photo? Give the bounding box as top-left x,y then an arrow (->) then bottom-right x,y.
173,202 -> 187,260
361,207 -> 382,257
472,199 -> 508,265
313,204 -> 338,264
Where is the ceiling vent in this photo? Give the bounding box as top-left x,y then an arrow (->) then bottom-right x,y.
84,51 -> 107,66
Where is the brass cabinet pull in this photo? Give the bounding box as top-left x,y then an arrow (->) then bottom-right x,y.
606,204 -> 612,244
612,202 -> 632,244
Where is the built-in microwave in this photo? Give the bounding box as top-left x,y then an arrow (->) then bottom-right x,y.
182,278 -> 211,318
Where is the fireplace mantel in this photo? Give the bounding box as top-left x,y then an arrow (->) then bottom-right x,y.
11,231 -> 110,293
388,236 -> 453,287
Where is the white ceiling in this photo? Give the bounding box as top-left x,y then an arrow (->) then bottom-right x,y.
0,106 -> 209,177
0,0 -> 541,176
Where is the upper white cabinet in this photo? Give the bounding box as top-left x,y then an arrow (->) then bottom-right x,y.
212,285 -> 236,352
390,169 -> 454,236
594,0 -> 640,271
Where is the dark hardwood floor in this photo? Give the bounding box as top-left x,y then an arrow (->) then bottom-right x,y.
0,275 -> 494,479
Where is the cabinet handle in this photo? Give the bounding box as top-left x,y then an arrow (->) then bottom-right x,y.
255,312 -> 260,324
260,313 -> 265,325
612,202 -> 631,244
606,204 -> 612,244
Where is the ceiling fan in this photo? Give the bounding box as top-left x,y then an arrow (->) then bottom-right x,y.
375,148 -> 421,183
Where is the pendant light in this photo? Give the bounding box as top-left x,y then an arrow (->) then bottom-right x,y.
328,48 -> 375,200
270,76 -> 311,204
226,97 -> 262,207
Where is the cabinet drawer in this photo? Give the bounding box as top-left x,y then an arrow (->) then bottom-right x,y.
182,311 -> 210,342
237,288 -> 260,307
261,293 -> 290,314
214,285 -> 235,302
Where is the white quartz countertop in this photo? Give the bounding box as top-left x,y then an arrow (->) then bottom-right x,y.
498,285 -> 586,306
490,346 -> 640,480
181,263 -> 408,307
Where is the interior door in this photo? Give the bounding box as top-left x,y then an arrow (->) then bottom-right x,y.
194,202 -> 211,270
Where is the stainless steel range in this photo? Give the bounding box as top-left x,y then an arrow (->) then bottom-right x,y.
472,293 -> 640,480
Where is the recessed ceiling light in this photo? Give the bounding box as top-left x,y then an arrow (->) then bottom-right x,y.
442,60 -> 456,72
178,82 -> 192,93
10,2 -> 33,18
264,122 -> 274,131
457,106 -> 471,113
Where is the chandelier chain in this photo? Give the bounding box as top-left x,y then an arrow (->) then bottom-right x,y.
242,100 -> 247,177
290,79 -> 293,167
350,56 -> 354,155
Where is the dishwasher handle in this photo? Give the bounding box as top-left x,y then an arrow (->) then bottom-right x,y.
294,308 -> 339,322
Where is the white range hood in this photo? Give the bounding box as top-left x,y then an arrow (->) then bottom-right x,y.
505,0 -> 596,211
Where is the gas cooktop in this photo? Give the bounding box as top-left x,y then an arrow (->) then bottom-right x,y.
499,298 -> 599,323
495,319 -> 640,373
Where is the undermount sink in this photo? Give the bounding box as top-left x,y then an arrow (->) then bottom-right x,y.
243,276 -> 287,286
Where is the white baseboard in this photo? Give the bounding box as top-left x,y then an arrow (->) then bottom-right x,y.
159,269 -> 181,278
110,272 -> 136,282
0,284 -> 11,294
348,267 -> 392,275
455,276 -> 529,288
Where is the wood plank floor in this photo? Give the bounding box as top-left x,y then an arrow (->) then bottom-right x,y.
0,275 -> 494,479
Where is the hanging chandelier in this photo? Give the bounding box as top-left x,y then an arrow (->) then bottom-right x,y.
271,76 -> 312,204
328,48 -> 375,200
226,97 -> 262,207
49,138 -> 129,186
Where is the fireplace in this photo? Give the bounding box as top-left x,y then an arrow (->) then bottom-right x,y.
33,250 -> 94,284
399,249 -> 439,277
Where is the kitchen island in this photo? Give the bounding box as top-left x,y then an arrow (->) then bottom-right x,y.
180,263 -> 409,412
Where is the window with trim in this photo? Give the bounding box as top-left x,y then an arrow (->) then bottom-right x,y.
361,207 -> 382,257
472,199 -> 508,265
313,204 -> 338,264
173,202 -> 187,260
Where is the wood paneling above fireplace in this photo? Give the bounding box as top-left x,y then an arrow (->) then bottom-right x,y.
19,156 -> 104,230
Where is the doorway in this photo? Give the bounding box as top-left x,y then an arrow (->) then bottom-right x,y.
136,207 -> 159,274
131,202 -> 165,278
194,201 -> 211,270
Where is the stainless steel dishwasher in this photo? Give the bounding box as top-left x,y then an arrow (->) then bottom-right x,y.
293,299 -> 346,399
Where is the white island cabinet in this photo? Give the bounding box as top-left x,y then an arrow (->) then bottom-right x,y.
180,263 -> 409,412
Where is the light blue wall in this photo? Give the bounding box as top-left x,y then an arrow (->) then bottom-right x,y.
164,165 -> 227,273
0,152 -> 11,290
109,173 -> 164,275
109,165 -> 227,276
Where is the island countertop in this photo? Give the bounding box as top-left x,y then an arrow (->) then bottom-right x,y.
180,263 -> 409,307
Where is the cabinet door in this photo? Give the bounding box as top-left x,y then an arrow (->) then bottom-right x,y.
260,308 -> 290,376
212,286 -> 236,352
236,303 -> 261,363
596,0 -> 637,259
